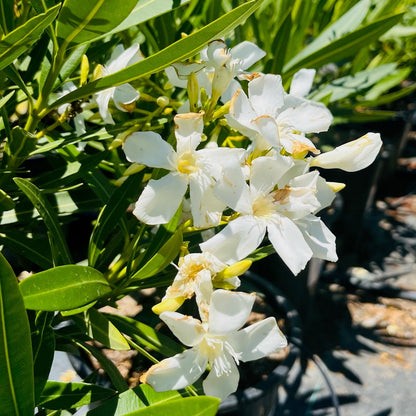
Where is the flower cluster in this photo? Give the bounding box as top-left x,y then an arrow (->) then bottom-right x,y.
114,40 -> 381,400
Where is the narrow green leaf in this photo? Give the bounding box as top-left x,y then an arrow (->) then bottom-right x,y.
0,232 -> 53,269
88,173 -> 144,267
288,0 -> 372,66
13,177 -> 72,265
56,0 -> 138,47
77,341 -> 129,392
0,5 -> 60,72
0,91 -> 14,109
19,265 -> 111,311
130,229 -> 182,281
0,252 -> 34,416
49,0 -> 262,109
99,0 -> 191,40
123,396 -> 220,416
32,312 -> 55,404
0,188 -> 15,211
309,63 -> 397,103
86,385 -> 181,416
283,13 -> 404,77
38,381 -> 115,409
76,308 -> 130,351
106,314 -> 183,357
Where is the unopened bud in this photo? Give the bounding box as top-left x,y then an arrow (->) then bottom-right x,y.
80,55 -> 89,86
187,72 -> 199,112
327,182 -> 346,193
152,296 -> 186,314
156,95 -> 170,108
216,259 -> 252,280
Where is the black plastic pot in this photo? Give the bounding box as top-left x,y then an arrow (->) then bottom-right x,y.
217,271 -> 302,416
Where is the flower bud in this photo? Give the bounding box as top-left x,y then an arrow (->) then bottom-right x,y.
310,132 -> 382,172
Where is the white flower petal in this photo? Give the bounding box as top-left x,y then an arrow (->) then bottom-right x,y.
96,88 -> 115,124
278,101 -> 332,133
213,161 -> 252,214
174,112 -> 204,154
229,317 -> 287,362
310,132 -> 382,172
315,176 -> 336,211
133,173 -> 187,225
123,131 -> 176,170
221,78 -> 241,104
194,270 -> 214,322
200,216 -> 266,264
230,41 -> 266,70
248,74 -> 285,117
144,348 -> 207,391
206,40 -> 230,67
189,175 -> 225,228
171,62 -> 205,81
289,68 -> 316,98
250,154 -> 294,195
160,311 -> 205,347
108,44 -> 142,73
203,354 -> 239,401
297,215 -> 338,261
267,215 -> 313,275
113,83 -> 140,112
208,289 -> 256,334
228,89 -> 258,135
252,115 -> 280,148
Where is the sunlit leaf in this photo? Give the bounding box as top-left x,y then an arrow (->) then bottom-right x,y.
0,252 -> 34,416
19,265 -> 111,311
0,5 -> 60,72
49,0 -> 262,109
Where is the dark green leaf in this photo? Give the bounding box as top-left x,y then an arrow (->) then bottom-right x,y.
32,312 -> 55,404
106,314 -> 183,357
38,381 -> 115,409
0,5 -> 60,72
86,384 -> 181,416
13,177 -> 72,265
130,228 -> 182,281
123,396 -> 220,416
75,308 -> 130,350
0,252 -> 34,416
49,0 -> 262,109
88,173 -> 144,267
19,265 -> 111,311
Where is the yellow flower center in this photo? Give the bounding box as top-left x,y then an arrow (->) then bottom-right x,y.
177,152 -> 199,174
252,193 -> 275,218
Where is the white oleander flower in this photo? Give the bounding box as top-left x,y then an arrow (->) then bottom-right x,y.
123,112 -> 245,227
166,40 -> 265,110
226,72 -> 332,156
141,289 -> 287,401
201,154 -> 337,275
95,44 -> 142,124
152,251 -> 251,318
309,132 -> 382,172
